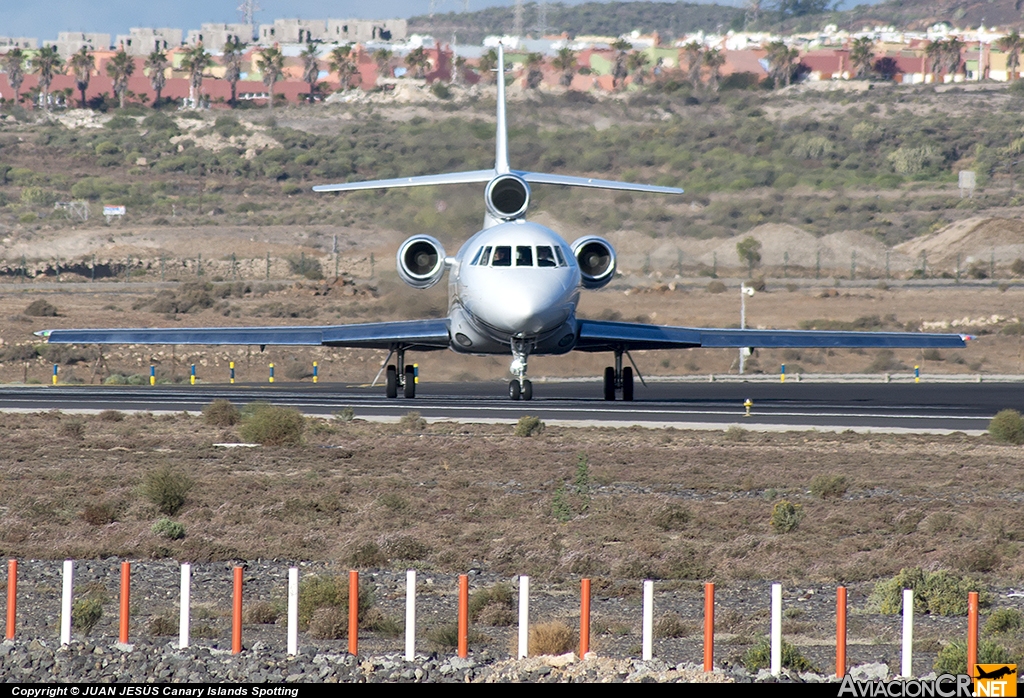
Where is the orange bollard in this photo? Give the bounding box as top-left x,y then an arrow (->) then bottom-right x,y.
348,570 -> 359,655
119,562 -> 130,644
6,560 -> 16,640
232,567 -> 242,654
967,591 -> 979,680
703,582 -> 715,672
580,579 -> 591,657
458,575 -> 469,659
836,586 -> 847,678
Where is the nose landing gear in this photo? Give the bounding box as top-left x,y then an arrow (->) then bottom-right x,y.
508,337 -> 533,401
603,349 -> 634,401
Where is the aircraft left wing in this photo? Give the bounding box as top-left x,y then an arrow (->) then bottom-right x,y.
575,319 -> 970,352
36,319 -> 451,351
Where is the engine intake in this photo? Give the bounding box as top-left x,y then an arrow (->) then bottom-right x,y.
485,174 -> 530,221
571,236 -> 616,289
397,235 -> 447,289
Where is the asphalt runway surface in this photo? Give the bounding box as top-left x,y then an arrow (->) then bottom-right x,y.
0,380 -> 1019,432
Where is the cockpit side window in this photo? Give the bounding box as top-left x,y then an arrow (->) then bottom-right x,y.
516,246 -> 533,266
536,246 -> 557,267
491,246 -> 512,267
470,247 -> 483,265
477,246 -> 492,265
554,247 -> 567,266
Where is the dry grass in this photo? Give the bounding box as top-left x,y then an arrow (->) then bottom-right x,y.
0,414 -> 1020,587
529,621 -> 576,656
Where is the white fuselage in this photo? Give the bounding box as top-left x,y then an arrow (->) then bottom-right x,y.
447,220 -> 581,356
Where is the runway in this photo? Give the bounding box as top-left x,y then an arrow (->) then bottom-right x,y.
0,380 -> 1018,433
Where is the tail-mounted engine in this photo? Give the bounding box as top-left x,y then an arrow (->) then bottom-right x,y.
397,235 -> 447,289
485,174 -> 530,221
571,236 -> 616,289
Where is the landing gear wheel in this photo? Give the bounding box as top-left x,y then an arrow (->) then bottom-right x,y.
385,366 -> 398,399
404,365 -> 416,398
622,366 -> 634,402
603,367 -> 616,401
509,380 -> 521,400
522,379 -> 533,401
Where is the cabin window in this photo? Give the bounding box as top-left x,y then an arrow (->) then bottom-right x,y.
536,246 -> 557,267
516,246 -> 533,266
491,246 -> 512,266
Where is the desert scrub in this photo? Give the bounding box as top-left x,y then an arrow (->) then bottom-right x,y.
769,500 -> 803,533
514,415 -> 545,437
529,621 -> 575,656
988,409 -> 1024,444
869,568 -> 988,616
203,399 -> 240,426
809,473 -> 848,499
399,411 -> 427,431
984,608 -> 1024,635
72,596 -> 104,635
934,639 -> 1014,675
652,504 -> 691,531
552,454 -> 592,523
151,518 -> 186,540
141,465 -> 194,515
297,574 -> 373,630
469,583 -> 515,626
743,637 -> 817,672
239,404 -> 305,445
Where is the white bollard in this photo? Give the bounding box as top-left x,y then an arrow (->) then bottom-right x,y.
642,580 -> 653,661
518,575 -> 529,659
405,570 -> 416,661
179,563 -> 191,649
902,588 -> 914,678
60,560 -> 73,646
771,583 -> 782,676
287,567 -> 298,656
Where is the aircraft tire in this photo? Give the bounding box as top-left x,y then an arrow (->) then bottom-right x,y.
386,366 -> 398,398
509,380 -> 521,400
603,367 -> 616,401
622,366 -> 634,401
522,379 -> 533,401
404,365 -> 416,398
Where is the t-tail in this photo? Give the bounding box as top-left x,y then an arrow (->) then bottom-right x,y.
312,44 -> 683,227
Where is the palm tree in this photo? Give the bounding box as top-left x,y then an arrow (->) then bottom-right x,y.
850,37 -> 874,78
997,30 -> 1022,81
30,45 -> 62,111
925,40 -> 946,82
944,37 -> 965,79
180,45 -> 213,108
373,48 -> 394,81
144,50 -> 168,108
68,46 -> 93,108
222,38 -> 246,107
477,48 -> 498,84
551,47 -> 576,88
256,46 -> 284,109
766,41 -> 799,88
405,47 -> 430,79
106,49 -> 135,109
702,48 -> 726,92
451,55 -> 466,86
626,50 -> 650,86
300,43 -> 320,102
2,48 -> 26,103
683,41 -> 704,90
525,52 -> 544,89
328,45 -> 357,91
611,38 -> 631,89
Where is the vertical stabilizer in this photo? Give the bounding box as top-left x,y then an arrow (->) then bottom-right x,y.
495,44 -> 510,175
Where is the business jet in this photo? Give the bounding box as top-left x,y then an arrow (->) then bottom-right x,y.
38,45 -> 969,401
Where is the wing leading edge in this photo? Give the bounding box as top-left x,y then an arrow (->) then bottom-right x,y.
37,319 -> 451,352
575,319 -> 970,352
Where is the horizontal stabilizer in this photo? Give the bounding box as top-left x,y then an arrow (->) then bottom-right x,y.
313,170 -> 495,193
518,171 -> 683,195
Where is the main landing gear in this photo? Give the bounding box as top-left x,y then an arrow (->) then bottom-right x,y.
603,349 -> 633,401
508,337 -> 533,401
384,348 -> 416,399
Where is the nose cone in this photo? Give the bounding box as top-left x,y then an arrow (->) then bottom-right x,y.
468,272 -> 575,335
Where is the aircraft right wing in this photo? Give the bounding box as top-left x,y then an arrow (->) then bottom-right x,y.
574,320 -> 970,352
37,319 -> 452,351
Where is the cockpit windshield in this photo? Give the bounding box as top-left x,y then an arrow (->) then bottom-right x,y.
471,244 -> 566,268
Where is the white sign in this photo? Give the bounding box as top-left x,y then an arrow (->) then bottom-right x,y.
103,205 -> 126,216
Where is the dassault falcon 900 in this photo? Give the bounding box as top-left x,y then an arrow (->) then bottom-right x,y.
39,45 -> 970,401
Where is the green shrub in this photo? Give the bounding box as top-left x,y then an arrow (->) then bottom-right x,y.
151,518 -> 186,540
514,415 -> 545,437
809,474 -> 848,499
203,399 -> 241,427
141,465 -> 194,515
72,597 -> 103,635
770,500 -> 803,533
743,637 -> 817,672
869,567 -> 987,616
934,639 -> 1014,675
297,574 -> 373,630
287,255 -> 323,280
985,608 -> 1024,635
469,583 -> 514,624
239,404 -> 305,445
989,409 -> 1024,445
349,542 -> 387,568
24,299 -> 57,316
334,407 -> 355,422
